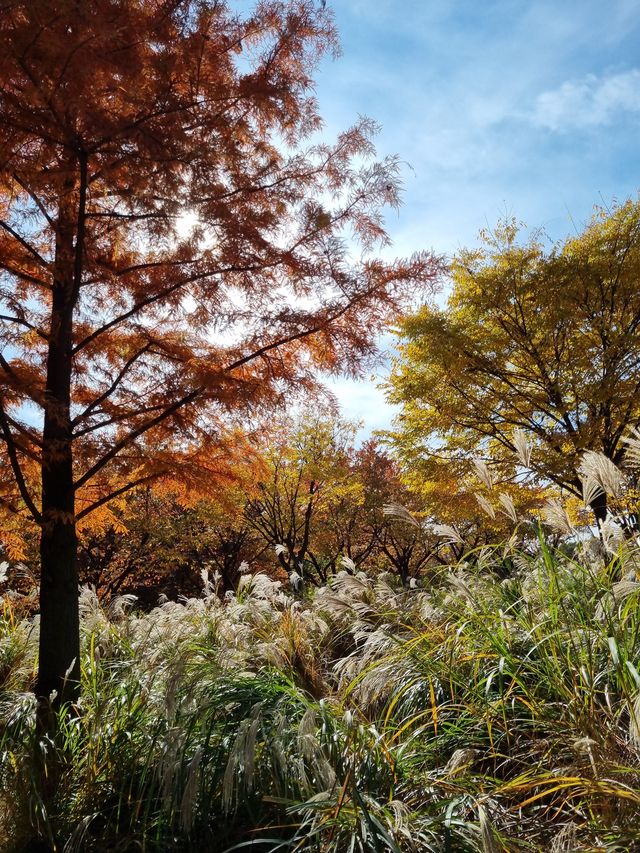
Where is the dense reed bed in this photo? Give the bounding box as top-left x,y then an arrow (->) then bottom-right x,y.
2,535 -> 640,851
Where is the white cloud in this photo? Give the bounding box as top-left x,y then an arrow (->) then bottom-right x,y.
532,69 -> 640,130
309,3 -> 640,437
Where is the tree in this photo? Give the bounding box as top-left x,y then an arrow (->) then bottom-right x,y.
352,439 -> 439,585
0,0 -> 438,703
388,200 -> 640,522
245,414 -> 359,586
243,419 -> 438,587
312,438 -> 380,574
77,485 -> 269,602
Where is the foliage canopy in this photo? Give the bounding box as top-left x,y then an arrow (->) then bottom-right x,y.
0,0 -> 438,701
388,200 -> 640,517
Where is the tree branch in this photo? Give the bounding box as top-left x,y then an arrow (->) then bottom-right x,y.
12,172 -> 55,227
73,261 -> 264,354
73,403 -> 169,438
0,351 -> 43,404
0,399 -> 41,523
0,314 -> 48,340
74,388 -> 200,489
76,472 -> 160,520
72,343 -> 152,426
3,412 -> 42,454
222,311 -> 347,375
0,492 -> 21,517
0,259 -> 50,289
0,218 -> 49,268
74,295 -> 367,488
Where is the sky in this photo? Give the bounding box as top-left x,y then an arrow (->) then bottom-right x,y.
314,0 -> 640,438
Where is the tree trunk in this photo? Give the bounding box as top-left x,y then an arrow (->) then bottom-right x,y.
36,159 -> 84,705
37,460 -> 79,705
591,491 -> 608,526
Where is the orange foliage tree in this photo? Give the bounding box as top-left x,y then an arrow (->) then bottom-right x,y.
0,0 -> 439,702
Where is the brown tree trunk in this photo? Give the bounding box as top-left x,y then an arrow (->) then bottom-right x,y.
36,159 -> 84,705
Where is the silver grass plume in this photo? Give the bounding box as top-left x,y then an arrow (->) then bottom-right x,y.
305,791 -> 331,804
595,578 -> 640,620
512,428 -> 533,468
244,716 -> 261,787
581,474 -> 604,509
270,713 -> 289,779
180,745 -> 203,830
621,550 -> 640,578
340,555 -> 356,572
444,747 -> 478,774
200,567 -> 212,594
542,499 -> 574,536
63,814 -> 99,853
297,707 -> 318,760
578,451 -> 625,502
388,800 -> 412,839
622,426 -> 640,468
311,753 -> 336,791
158,726 -> 187,811
475,492 -> 496,519
625,660 -> 640,746
383,502 -> 420,527
430,523 -> 464,545
78,586 -> 108,634
222,745 -> 240,813
223,706 -> 262,813
298,708 -> 336,790
477,803 -> 501,853
502,530 -> 520,561
511,551 -> 534,573
475,546 -> 494,571
448,570 -> 476,604
629,689 -> 640,747
550,823 -> 580,853
498,492 -> 518,523
472,458 -> 494,490
600,515 -> 626,554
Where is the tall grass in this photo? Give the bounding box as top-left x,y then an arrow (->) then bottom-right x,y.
2,537 -> 640,851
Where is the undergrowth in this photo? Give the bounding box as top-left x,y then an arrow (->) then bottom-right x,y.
2,536 -> 640,851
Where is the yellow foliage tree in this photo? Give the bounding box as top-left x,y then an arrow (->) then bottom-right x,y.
388,199 -> 640,522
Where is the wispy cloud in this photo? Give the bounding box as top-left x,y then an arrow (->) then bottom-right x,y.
311,1 -> 640,435
532,69 -> 640,130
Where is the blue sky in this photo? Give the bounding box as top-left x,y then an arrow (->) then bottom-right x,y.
314,0 -> 640,436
